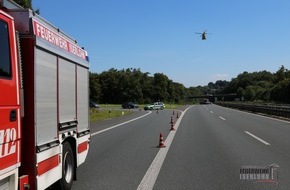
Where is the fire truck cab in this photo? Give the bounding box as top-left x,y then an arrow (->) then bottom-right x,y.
0,0 -> 90,189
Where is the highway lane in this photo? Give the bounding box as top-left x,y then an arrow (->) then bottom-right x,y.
72,105 -> 290,190
154,105 -> 290,189
72,109 -> 181,190
207,104 -> 290,158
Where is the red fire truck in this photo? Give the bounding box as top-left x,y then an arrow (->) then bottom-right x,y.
0,0 -> 90,189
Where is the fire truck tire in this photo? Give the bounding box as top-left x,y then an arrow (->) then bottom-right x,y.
59,142 -> 75,190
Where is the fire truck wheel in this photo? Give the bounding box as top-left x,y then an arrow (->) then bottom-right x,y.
60,142 -> 75,190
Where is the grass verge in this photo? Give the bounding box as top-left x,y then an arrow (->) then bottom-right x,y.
90,108 -> 132,122
89,104 -> 183,122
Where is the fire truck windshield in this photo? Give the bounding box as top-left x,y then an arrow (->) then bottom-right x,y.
0,19 -> 11,78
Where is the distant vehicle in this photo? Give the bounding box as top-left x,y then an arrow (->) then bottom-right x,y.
156,102 -> 165,108
200,99 -> 211,104
90,102 -> 101,108
122,102 -> 139,109
144,102 -> 165,110
195,30 -> 210,40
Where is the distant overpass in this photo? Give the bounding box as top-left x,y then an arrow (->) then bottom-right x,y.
188,93 -> 237,99
187,93 -> 238,102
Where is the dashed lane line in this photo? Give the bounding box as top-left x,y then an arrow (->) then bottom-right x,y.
244,131 -> 271,146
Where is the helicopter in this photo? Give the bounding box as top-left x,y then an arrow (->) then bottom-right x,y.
195,30 -> 209,40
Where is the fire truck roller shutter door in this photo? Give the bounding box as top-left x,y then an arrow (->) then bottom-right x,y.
77,66 -> 89,132
35,48 -> 58,145
59,58 -> 76,124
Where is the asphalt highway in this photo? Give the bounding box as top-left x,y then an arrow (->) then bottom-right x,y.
72,105 -> 290,190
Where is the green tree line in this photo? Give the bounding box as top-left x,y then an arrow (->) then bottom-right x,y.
13,0 -> 32,9
13,0 -> 39,13
90,66 -> 290,104
90,68 -> 186,104
221,65 -> 290,103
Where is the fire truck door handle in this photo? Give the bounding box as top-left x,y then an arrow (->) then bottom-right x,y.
10,110 -> 17,122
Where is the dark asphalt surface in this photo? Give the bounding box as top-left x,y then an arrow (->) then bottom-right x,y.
154,105 -> 290,190
72,105 -> 290,190
73,108 -> 182,190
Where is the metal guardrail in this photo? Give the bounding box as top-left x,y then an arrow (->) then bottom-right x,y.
216,102 -> 290,119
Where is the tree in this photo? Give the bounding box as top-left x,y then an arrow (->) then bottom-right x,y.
14,0 -> 40,13
98,68 -> 121,103
244,86 -> 255,101
14,0 -> 32,9
208,82 -> 215,89
271,79 -> 290,103
119,68 -> 143,103
167,81 -> 186,104
89,73 -> 101,103
152,73 -> 170,102
172,82 -> 186,103
236,87 -> 245,99
186,87 -> 203,103
274,65 -> 286,83
237,72 -> 254,89
140,72 -> 153,103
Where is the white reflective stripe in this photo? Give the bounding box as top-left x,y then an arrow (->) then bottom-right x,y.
77,134 -> 90,166
77,134 -> 90,144
36,146 -> 60,163
0,164 -> 19,178
36,146 -> 61,189
37,163 -> 61,190
77,146 -> 88,167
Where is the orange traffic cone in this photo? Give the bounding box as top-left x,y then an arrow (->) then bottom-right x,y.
170,116 -> 173,124
170,122 -> 175,131
157,133 -> 166,148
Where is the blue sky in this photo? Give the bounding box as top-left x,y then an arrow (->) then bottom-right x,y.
33,0 -> 290,87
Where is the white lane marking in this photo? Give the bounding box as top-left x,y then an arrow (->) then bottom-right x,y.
216,104 -> 290,124
210,111 -> 214,114
219,116 -> 226,120
244,131 -> 271,146
137,106 -> 192,190
91,111 -> 152,136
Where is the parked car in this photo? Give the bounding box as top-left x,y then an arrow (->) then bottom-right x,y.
122,102 -> 139,109
90,102 -> 101,108
144,102 -> 165,110
156,102 -> 165,108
